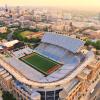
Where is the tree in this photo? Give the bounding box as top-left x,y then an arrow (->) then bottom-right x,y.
95,40 -> 100,50
85,40 -> 92,46
2,91 -> 16,100
85,40 -> 100,50
43,27 -> 48,32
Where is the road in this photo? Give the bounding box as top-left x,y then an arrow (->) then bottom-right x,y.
7,29 -> 14,41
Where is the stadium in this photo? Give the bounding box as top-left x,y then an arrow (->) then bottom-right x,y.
0,32 -> 95,100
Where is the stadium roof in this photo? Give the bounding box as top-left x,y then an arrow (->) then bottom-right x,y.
42,32 -> 85,53
3,40 -> 19,48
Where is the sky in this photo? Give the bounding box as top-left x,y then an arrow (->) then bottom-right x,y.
0,0 -> 100,11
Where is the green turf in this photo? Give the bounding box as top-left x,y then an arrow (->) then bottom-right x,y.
20,31 -> 33,38
20,53 -> 59,75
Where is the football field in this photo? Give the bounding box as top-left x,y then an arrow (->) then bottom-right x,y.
20,52 -> 61,75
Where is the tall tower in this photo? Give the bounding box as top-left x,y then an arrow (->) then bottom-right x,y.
5,4 -> 8,12
16,6 -> 20,15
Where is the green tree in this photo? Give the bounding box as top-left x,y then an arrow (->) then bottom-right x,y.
2,91 -> 16,100
85,40 -> 100,50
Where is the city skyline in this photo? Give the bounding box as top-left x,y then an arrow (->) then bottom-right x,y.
0,0 -> 100,11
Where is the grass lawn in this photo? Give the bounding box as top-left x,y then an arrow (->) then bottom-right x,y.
20,52 -> 60,75
20,31 -> 33,38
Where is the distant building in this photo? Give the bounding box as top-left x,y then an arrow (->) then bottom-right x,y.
85,30 -> 100,39
3,40 -> 19,48
0,27 -> 7,33
5,4 -> 8,12
20,20 -> 33,28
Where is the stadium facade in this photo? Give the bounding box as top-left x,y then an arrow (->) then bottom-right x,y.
0,32 -> 99,100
